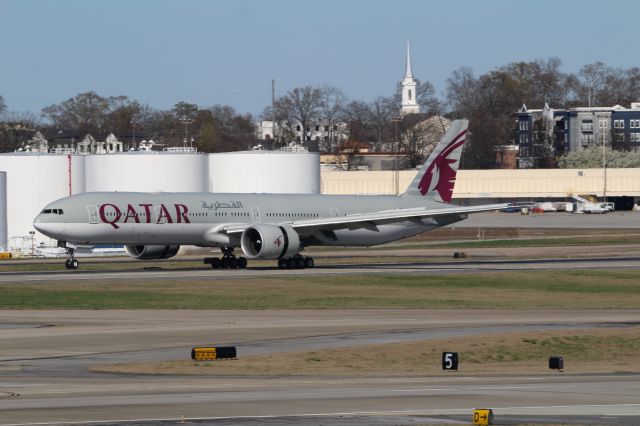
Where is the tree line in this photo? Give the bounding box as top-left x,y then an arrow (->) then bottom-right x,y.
2,58 -> 640,167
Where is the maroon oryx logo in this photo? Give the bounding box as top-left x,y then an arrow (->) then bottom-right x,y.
274,237 -> 282,247
417,129 -> 466,202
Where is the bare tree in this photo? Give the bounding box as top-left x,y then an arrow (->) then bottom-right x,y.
578,62 -> 611,107
41,92 -> 112,133
400,115 -> 450,168
0,95 -> 6,117
415,80 -> 438,113
342,100 -> 373,143
319,85 -> 347,151
209,104 -> 255,151
274,86 -> 323,144
369,96 -> 396,142
1,111 -> 40,127
446,67 -> 479,118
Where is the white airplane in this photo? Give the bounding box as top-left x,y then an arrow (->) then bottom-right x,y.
33,119 -> 509,270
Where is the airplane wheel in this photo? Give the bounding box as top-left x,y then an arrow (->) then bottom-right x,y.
278,259 -> 286,269
304,257 -> 314,268
228,257 -> 238,268
220,258 -> 229,268
64,259 -> 71,269
238,257 -> 248,269
70,259 -> 79,270
210,258 -> 220,269
296,257 -> 305,269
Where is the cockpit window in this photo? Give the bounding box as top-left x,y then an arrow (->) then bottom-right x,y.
41,208 -> 63,215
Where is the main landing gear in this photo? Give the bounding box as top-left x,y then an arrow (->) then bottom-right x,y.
277,255 -> 314,269
64,248 -> 79,270
204,247 -> 248,269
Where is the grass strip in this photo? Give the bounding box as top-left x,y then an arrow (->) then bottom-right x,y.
91,327 -> 640,376
0,270 -> 639,310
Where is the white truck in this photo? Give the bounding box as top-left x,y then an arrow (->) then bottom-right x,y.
571,195 -> 614,214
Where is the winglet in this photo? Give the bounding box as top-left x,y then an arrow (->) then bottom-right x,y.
402,119 -> 468,202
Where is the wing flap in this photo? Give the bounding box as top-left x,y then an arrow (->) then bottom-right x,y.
291,203 -> 509,232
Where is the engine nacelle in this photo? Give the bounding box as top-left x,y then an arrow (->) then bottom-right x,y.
124,245 -> 180,260
240,224 -> 300,259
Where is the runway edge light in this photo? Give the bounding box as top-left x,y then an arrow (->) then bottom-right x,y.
549,356 -> 564,371
473,408 -> 493,425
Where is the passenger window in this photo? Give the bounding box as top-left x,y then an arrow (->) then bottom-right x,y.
58,209 -> 64,215
42,209 -> 52,214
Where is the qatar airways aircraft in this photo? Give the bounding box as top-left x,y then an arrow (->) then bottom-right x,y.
34,119 -> 508,270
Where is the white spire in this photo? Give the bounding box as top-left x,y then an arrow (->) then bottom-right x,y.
400,41 -> 419,115
404,40 -> 413,79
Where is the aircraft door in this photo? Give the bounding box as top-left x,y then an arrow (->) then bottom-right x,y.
251,206 -> 261,223
87,205 -> 99,224
330,208 -> 340,217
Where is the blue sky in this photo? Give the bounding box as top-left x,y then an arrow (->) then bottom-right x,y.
1,0 -> 639,117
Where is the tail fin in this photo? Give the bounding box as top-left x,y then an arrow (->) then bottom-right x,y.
402,119 -> 468,202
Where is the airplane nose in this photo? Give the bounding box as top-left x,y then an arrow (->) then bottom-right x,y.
33,221 -> 57,237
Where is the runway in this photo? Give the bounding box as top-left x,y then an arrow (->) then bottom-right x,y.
1,309 -> 640,425
1,255 -> 640,284
1,242 -> 640,425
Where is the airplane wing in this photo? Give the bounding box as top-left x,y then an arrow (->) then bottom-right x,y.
220,203 -> 509,235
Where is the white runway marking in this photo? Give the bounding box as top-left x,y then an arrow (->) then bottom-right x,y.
4,404 -> 640,426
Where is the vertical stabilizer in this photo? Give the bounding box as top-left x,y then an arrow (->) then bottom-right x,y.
402,119 -> 468,202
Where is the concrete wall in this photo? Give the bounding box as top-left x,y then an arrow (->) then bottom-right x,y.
321,168 -> 640,198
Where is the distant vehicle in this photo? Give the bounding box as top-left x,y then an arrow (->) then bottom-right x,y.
502,202 -> 532,213
532,202 -> 557,213
571,195 -> 613,214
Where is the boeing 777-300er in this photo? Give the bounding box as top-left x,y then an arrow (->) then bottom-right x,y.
33,119 -> 508,270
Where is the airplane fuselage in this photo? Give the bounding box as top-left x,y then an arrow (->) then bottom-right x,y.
34,191 -> 466,248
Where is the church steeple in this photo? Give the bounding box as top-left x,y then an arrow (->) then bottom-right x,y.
400,41 -> 419,116
404,40 -> 413,79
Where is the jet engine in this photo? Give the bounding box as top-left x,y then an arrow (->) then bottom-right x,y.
240,225 -> 300,259
124,245 -> 180,260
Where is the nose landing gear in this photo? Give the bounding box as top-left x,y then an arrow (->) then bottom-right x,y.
64,248 -> 79,270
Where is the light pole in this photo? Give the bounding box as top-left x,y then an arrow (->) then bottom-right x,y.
603,128 -> 607,202
131,118 -> 138,150
391,117 -> 403,195
180,116 -> 192,148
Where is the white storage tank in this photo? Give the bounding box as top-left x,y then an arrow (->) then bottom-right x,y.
0,154 -> 86,250
208,151 -> 320,194
85,152 -> 208,192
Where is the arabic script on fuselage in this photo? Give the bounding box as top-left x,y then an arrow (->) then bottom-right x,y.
200,200 -> 243,210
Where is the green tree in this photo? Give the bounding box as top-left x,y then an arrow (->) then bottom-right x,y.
172,101 -> 198,121
558,146 -> 640,168
197,121 -> 220,153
